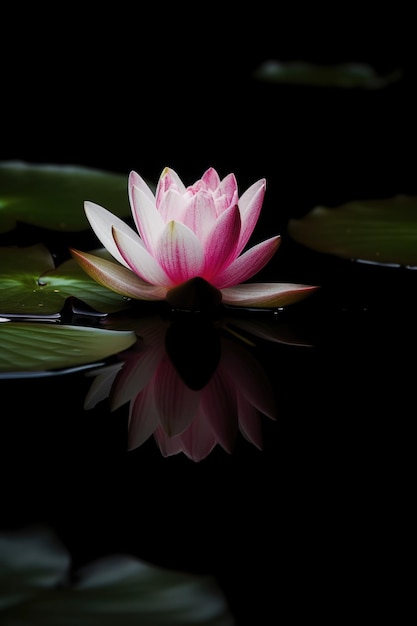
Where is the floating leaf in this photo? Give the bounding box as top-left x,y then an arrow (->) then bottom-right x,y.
0,244 -> 131,316
287,195 -> 417,267
0,525 -> 234,624
253,60 -> 403,89
0,161 -> 131,233
0,322 -> 137,373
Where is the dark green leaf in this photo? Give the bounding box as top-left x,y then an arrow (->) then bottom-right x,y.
287,195 -> 417,266
0,161 -> 131,233
0,245 -> 131,315
0,322 -> 137,373
253,60 -> 403,89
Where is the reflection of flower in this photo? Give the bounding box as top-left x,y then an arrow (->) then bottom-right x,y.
0,525 -> 234,624
71,167 -> 318,309
84,316 -> 281,462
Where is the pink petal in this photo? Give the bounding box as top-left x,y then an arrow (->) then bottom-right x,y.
128,388 -> 160,450
155,167 -> 186,204
220,282 -> 320,307
110,345 -> 165,411
203,204 -> 241,281
200,367 -> 238,454
128,170 -> 156,205
154,427 -> 185,458
221,338 -> 276,420
84,201 -> 141,269
155,423 -> 216,461
83,363 -> 123,409
201,167 -> 221,189
237,398 -> 264,449
237,179 -> 267,252
213,236 -> 281,288
112,225 -> 173,286
130,186 -> 165,254
181,190 -> 217,240
156,221 -> 205,284
177,412 -> 218,461
157,187 -> 187,222
153,356 -> 201,436
164,167 -> 187,192
70,249 -> 167,300
215,173 -> 239,213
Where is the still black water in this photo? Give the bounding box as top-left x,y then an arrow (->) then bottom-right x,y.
1,243 -> 414,623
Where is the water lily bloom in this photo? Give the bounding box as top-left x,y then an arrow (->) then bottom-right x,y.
70,167 -> 318,309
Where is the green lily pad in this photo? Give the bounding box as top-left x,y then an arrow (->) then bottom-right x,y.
0,244 -> 132,315
0,322 -> 137,373
287,195 -> 417,267
0,525 -> 234,624
253,60 -> 403,89
0,161 -> 131,233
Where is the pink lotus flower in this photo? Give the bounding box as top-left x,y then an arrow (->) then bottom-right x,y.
71,167 -> 318,309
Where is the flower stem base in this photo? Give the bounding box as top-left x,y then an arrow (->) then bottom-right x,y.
166,277 -> 222,312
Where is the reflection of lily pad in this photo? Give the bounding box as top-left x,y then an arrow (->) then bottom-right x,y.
0,244 -> 131,315
253,60 -> 403,89
0,525 -> 234,624
0,161 -> 130,233
0,322 -> 137,373
287,195 -> 417,267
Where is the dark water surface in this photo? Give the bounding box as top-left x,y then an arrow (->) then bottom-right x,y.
1,258 -> 414,623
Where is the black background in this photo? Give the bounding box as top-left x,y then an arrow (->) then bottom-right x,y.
3,6 -> 416,223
